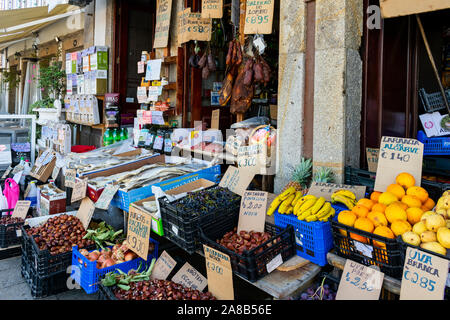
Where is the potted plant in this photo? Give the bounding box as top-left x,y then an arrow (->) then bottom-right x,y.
32,62 -> 66,123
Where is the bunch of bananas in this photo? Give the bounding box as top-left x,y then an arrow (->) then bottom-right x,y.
331,190 -> 357,210
266,187 -> 335,222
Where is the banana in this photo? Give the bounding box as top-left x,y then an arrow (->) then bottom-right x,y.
266,195 -> 282,216
302,195 -> 318,201
310,197 -> 326,215
279,187 -> 297,201
306,215 -> 318,222
319,208 -> 335,222
332,190 -> 356,201
298,198 -> 317,215
286,207 -> 294,214
315,202 -> 332,218
279,194 -> 296,213
331,194 -> 356,210
291,192 -> 304,207
298,208 -> 314,220
294,195 -> 312,215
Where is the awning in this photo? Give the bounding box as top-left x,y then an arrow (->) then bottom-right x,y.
0,4 -> 82,46
380,0 -> 450,19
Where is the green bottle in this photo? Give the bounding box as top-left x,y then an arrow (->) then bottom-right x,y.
119,127 -> 128,141
112,128 -> 121,144
103,128 -> 112,146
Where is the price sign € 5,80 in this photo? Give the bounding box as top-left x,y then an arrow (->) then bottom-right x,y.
127,207 -> 152,260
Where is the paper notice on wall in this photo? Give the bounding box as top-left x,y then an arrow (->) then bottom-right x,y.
178,7 -> 191,46
145,59 -> 163,81
201,0 -> 223,19
244,0 -> 275,34
154,0 -> 173,48
137,87 -> 148,104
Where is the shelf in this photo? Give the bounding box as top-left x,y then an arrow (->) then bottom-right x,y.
163,56 -> 177,64
163,82 -> 177,90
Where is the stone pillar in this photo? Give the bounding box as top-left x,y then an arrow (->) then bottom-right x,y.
274,1 -> 307,193
313,0 -> 363,183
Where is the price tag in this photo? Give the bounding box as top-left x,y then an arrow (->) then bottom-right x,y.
237,144 -> 268,174
16,229 -> 22,237
266,254 -> 283,274
244,0 -> 274,34
218,166 -> 255,196
203,245 -> 234,300
366,148 -> 380,173
137,61 -> 145,74
12,201 -> 31,219
201,0 -> 223,19
211,109 -> 220,129
374,136 -> 424,192
127,206 -> 152,260
2,166 -> 12,179
76,197 -> 96,230
237,190 -> 268,233
336,259 -> 384,300
71,178 -> 87,203
354,241 -> 373,258
52,166 -> 61,180
154,0 -> 173,48
172,262 -> 208,292
95,184 -> 120,210
64,168 -> 77,188
400,247 -> 448,300
151,250 -> 177,281
308,182 -> 367,201
171,224 -> 179,236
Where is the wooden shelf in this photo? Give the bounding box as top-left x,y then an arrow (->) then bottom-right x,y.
163,82 -> 177,90
163,56 -> 177,64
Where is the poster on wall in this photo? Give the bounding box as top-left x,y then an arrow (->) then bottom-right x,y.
154,0 -> 173,48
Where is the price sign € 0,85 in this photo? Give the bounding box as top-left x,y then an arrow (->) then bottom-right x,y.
127,208 -> 152,260
400,247 -> 449,300
336,259 -> 384,300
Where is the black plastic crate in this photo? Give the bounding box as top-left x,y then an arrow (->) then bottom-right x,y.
21,225 -> 95,278
21,255 -> 70,299
0,214 -> 25,249
159,185 -> 241,254
98,283 -> 118,300
419,88 -> 450,113
199,210 -> 296,282
345,166 -> 448,202
330,220 -> 403,279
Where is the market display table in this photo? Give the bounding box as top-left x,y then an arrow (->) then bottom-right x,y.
327,252 -> 401,295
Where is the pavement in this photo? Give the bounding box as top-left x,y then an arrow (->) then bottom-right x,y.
0,255 -> 98,300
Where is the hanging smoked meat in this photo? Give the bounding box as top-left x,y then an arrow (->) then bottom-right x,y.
230,66 -> 254,114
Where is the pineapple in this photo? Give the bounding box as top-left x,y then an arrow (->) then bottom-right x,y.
313,167 -> 334,183
281,158 -> 312,193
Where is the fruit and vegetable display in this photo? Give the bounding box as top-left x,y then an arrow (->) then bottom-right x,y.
83,222 -> 124,249
174,186 -> 241,215
216,227 -> 272,255
266,187 -> 337,222
336,172 -> 450,256
26,215 -> 95,255
102,259 -> 216,300
0,216 -> 24,225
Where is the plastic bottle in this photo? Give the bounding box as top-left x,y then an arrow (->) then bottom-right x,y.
25,181 -> 38,208
20,160 -> 31,186
164,129 -> 173,156
103,128 -> 112,146
112,128 -> 121,144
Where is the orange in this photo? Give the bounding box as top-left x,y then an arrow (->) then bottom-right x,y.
390,220 -> 412,237
395,172 -> 415,190
378,192 -> 398,206
372,203 -> 387,213
338,210 -> 357,236
422,197 -> 436,211
370,191 -> 382,203
368,211 -> 388,227
406,186 -> 429,203
352,205 -> 369,218
406,207 -> 424,225
393,201 -> 408,211
385,203 -> 407,224
401,195 -> 422,208
373,226 -> 395,249
351,217 -> 375,244
357,198 -> 375,211
386,184 -> 406,200
421,205 -> 429,212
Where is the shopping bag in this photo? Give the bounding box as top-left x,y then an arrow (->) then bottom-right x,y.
0,183 -> 8,211
3,178 -> 19,210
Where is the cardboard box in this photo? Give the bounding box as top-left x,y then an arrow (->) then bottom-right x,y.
89,70 -> 107,95
129,178 -> 216,236
38,184 -> 67,216
29,150 -> 57,183
90,46 -> 108,71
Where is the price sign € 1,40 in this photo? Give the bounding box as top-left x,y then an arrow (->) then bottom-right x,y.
127,207 -> 152,260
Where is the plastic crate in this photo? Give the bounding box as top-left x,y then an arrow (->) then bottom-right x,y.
159,185 -> 241,254
21,255 -> 70,299
273,204 -> 345,266
344,166 -> 448,202
98,283 -> 118,300
417,130 -> 450,156
331,219 -> 404,279
0,210 -> 25,248
71,238 -> 159,294
199,210 -> 296,282
419,88 -> 450,113
21,225 -> 96,278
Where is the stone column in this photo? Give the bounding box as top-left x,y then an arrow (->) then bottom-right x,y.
313,0 -> 363,183
274,1 -> 307,193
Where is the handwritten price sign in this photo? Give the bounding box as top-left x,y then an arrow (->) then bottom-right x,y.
244,0 -> 274,34
127,206 -> 152,260
204,245 -> 234,300
336,260 -> 384,300
237,190 -> 268,233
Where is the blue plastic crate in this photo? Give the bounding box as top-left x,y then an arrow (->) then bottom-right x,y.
273,203 -> 347,266
417,130 -> 450,156
71,238 -> 158,294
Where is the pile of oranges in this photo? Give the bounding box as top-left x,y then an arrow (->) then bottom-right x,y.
337,172 -> 435,249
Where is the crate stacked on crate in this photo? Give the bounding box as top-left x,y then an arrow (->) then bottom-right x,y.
273,204 -> 346,267
419,88 -> 450,113
20,214 -> 96,298
199,209 -> 296,282
159,185 -> 241,254
0,208 -> 31,259
71,239 -> 158,294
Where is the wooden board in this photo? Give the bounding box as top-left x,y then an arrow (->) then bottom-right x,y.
380,0 -> 450,18
276,255 -> 311,272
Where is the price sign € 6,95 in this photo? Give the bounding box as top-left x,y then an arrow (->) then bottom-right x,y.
127,207 -> 152,260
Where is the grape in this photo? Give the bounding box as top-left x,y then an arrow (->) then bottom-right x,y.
300,293 -> 308,300
323,284 -> 330,290
306,288 -> 315,295
323,288 -> 330,296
